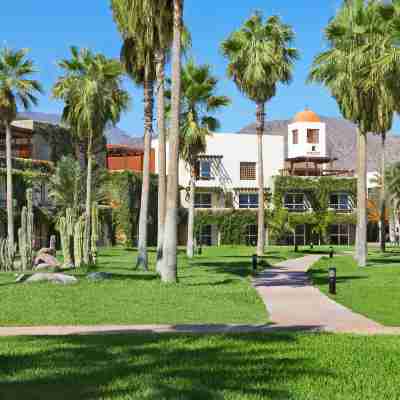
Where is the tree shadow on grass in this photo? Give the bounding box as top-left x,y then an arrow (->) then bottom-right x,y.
0,333 -> 335,400
190,260 -> 253,278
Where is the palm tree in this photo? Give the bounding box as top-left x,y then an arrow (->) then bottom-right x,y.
386,162 -> 400,243
111,0 -> 174,271
0,47 -> 42,251
170,60 -> 230,258
53,47 -> 130,265
161,0 -> 185,283
221,12 -> 298,257
309,0 -> 394,266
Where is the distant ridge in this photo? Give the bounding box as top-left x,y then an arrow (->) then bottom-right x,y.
239,116 -> 400,172
17,111 -> 144,148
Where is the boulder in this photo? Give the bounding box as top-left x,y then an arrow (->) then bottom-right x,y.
37,247 -> 56,257
87,272 -> 113,281
34,253 -> 60,267
25,273 -> 78,285
34,263 -> 60,272
15,274 -> 29,283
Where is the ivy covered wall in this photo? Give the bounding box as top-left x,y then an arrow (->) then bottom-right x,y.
193,176 -> 358,245
108,170 -> 158,247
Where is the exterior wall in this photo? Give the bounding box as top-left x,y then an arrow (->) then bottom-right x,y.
153,133 -> 285,209
287,122 -> 326,159
107,149 -> 155,173
31,133 -> 51,161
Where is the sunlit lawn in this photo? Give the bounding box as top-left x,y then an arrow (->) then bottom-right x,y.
310,246 -> 400,326
0,245 -> 299,326
1,332 -> 400,400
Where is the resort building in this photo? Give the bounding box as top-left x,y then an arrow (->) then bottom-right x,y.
153,109 -> 373,246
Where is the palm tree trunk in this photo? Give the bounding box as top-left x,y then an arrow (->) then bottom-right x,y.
5,121 -> 14,248
160,0 -> 184,283
379,133 -> 386,252
137,74 -> 154,271
256,102 -> 265,257
356,129 -> 368,267
187,166 -> 195,258
156,52 -> 167,273
84,132 -> 93,266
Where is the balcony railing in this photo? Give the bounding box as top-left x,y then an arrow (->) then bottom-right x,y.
284,203 -> 307,212
280,168 -> 355,177
329,204 -> 353,212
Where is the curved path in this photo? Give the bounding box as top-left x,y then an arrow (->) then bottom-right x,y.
1,255 -> 400,336
253,254 -> 398,334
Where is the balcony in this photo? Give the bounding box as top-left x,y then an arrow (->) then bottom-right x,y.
280,168 -> 355,177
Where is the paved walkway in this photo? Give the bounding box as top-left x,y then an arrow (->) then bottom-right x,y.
253,254 -> 399,334
1,255 -> 400,336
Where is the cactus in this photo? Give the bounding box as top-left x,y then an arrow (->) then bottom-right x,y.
18,188 -> 34,271
0,238 -> 16,271
74,216 -> 84,268
91,202 -> 99,264
58,216 -> 71,266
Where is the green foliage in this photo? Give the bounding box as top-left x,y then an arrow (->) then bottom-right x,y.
108,171 -> 158,247
0,47 -> 43,122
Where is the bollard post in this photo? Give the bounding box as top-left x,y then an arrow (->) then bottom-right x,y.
198,246 -> 202,255
329,246 -> 334,259
252,254 -> 258,272
329,267 -> 337,295
310,242 -> 314,250
294,244 -> 298,252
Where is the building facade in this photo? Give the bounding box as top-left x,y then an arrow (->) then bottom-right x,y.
153,109 -> 358,247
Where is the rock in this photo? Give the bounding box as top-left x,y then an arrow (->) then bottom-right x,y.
25,273 -> 78,285
37,247 -> 56,257
15,274 -> 29,283
34,263 -> 60,272
34,253 -> 60,267
87,272 -> 113,281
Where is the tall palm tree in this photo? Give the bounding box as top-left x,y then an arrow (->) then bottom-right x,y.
171,60 -> 230,258
0,47 -> 42,252
111,0 -> 173,271
161,0 -> 184,283
309,0 -> 394,266
386,162 -> 400,242
53,47 -> 130,265
221,12 -> 298,257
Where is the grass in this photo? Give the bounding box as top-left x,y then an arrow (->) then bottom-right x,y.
1,332 -> 400,399
0,246 -> 299,326
310,247 -> 400,326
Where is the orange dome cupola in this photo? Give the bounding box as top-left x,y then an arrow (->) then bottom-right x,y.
293,109 -> 321,123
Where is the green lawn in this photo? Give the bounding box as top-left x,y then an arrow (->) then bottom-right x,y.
0,246 -> 298,326
1,332 -> 400,399
310,248 -> 400,326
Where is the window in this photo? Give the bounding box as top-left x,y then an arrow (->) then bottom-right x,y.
195,193 -> 212,208
239,193 -> 259,209
292,130 -> 299,144
245,225 -> 257,246
286,225 -> 306,246
240,162 -> 256,180
284,193 -> 305,211
329,193 -> 350,211
330,224 -> 350,245
196,160 -> 212,180
197,225 -> 212,246
307,129 -> 319,144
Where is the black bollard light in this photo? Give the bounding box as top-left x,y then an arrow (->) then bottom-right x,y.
329,246 -> 334,259
198,246 -> 202,255
329,267 -> 337,295
252,254 -> 258,272
310,242 -> 314,250
295,244 -> 298,252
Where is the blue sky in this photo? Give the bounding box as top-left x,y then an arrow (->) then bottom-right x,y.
2,0 -> 397,136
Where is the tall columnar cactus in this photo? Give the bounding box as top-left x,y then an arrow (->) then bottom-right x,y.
58,216 -> 71,266
74,216 -> 84,268
18,188 -> 34,271
91,202 -> 99,264
0,238 -> 16,271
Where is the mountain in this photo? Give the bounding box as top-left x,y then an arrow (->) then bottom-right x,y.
17,112 -> 144,148
239,117 -> 400,172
